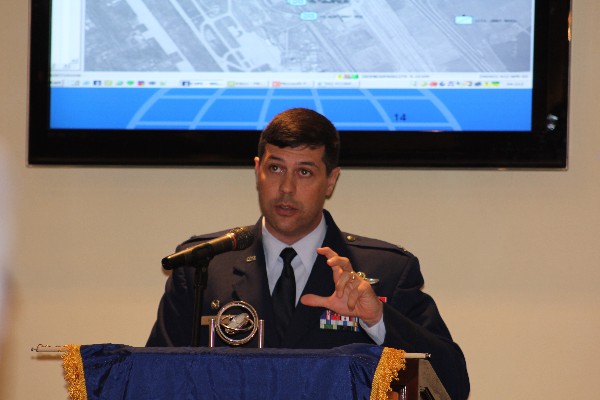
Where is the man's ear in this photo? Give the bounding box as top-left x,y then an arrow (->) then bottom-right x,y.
254,157 -> 260,186
254,156 -> 260,171
325,167 -> 341,198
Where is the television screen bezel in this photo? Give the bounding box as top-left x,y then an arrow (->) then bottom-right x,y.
28,0 -> 571,169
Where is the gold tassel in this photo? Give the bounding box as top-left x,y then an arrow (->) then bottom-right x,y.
62,344 -> 88,400
370,347 -> 406,400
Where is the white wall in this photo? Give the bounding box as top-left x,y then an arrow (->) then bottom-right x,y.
1,1 -> 599,399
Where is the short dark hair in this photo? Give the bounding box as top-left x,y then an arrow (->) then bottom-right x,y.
257,108 -> 340,174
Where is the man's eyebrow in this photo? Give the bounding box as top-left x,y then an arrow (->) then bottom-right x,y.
265,155 -> 284,162
297,161 -> 320,168
266,155 -> 320,168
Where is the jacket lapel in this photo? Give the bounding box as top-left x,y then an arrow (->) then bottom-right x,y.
230,221 -> 281,346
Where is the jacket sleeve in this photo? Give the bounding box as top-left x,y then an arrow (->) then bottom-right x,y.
146,267 -> 194,347
381,255 -> 470,400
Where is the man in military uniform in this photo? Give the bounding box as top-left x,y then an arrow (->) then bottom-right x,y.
147,107 -> 470,399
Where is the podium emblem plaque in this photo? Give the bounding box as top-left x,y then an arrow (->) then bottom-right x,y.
211,301 -> 264,347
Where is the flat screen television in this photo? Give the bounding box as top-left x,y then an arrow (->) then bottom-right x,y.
28,0 -> 571,168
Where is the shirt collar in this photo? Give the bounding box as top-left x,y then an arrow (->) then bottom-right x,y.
262,214 -> 327,272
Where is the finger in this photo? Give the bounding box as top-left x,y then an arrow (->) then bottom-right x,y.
335,270 -> 357,297
335,270 -> 349,297
337,271 -> 360,299
300,293 -> 327,308
345,271 -> 359,293
331,257 -> 353,272
318,247 -> 353,272
316,247 -> 337,259
345,280 -> 362,311
318,247 -> 346,267
318,247 -> 344,273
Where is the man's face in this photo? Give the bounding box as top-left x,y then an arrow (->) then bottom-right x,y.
255,143 -> 340,245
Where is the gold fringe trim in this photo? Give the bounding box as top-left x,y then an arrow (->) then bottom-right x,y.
62,344 -> 88,400
370,347 -> 406,400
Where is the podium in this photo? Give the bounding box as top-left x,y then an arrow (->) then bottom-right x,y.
392,358 -> 450,400
59,343 -> 449,400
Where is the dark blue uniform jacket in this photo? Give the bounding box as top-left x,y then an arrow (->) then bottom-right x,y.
147,210 -> 470,399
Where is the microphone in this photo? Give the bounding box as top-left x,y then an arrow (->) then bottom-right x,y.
161,226 -> 254,270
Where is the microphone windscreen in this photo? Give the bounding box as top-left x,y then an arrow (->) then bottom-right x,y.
229,226 -> 254,250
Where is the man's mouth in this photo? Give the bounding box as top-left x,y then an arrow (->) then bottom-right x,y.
275,203 -> 298,215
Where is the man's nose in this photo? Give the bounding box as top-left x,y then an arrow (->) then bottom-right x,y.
280,172 -> 296,194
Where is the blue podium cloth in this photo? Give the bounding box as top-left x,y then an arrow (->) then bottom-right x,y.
79,344 -> 385,400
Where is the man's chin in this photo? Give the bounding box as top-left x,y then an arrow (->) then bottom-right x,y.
266,218 -> 304,243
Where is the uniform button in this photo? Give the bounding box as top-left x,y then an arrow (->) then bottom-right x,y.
346,235 -> 356,242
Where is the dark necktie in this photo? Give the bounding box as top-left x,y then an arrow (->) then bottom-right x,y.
272,247 -> 297,340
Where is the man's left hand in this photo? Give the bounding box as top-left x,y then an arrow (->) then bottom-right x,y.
300,247 -> 383,327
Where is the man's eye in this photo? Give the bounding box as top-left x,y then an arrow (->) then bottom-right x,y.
269,165 -> 282,173
299,169 -> 312,177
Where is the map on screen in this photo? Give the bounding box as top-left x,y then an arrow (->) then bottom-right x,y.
50,0 -> 534,131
